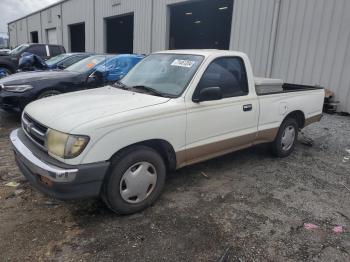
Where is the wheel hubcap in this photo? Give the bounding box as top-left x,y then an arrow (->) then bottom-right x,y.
281,125 -> 296,151
120,162 -> 157,204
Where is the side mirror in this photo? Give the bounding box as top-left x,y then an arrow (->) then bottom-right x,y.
89,70 -> 103,81
193,86 -> 223,103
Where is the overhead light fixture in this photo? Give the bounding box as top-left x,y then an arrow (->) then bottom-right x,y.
185,12 -> 192,15
194,20 -> 201,24
218,6 -> 228,10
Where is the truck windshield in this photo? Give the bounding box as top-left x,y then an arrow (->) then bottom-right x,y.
120,53 -> 204,97
65,55 -> 108,73
9,44 -> 29,55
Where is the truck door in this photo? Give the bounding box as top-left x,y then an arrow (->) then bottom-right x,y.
184,56 -> 259,164
26,45 -> 49,60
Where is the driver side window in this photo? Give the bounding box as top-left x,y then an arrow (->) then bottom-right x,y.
196,57 -> 249,98
59,56 -> 82,68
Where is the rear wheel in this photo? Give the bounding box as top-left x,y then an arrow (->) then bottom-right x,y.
102,145 -> 166,214
37,90 -> 62,99
272,118 -> 298,157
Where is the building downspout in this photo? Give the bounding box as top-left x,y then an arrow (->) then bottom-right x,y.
266,0 -> 281,77
26,17 -> 29,43
40,12 -> 43,43
60,3 -> 63,46
15,23 -> 18,46
7,24 -> 11,48
150,0 -> 154,53
93,0 -> 96,52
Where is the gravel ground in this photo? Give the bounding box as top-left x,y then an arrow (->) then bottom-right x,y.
0,110 -> 349,261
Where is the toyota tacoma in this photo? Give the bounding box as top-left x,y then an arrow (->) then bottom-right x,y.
10,50 -> 324,214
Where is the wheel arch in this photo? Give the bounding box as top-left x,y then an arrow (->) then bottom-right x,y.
283,110 -> 305,129
109,139 -> 178,171
36,89 -> 62,99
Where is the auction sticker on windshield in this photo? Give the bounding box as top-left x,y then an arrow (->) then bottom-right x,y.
171,59 -> 195,68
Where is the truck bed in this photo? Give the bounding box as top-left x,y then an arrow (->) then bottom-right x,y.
255,77 -> 324,96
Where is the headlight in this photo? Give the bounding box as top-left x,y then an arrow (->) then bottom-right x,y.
4,84 -> 33,93
46,129 -> 89,159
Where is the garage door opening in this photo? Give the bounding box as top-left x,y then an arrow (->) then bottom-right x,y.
169,0 -> 234,50
105,13 -> 134,54
46,28 -> 57,44
30,31 -> 39,43
69,23 -> 85,52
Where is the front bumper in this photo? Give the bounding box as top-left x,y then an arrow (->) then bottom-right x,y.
0,90 -> 32,112
10,129 -> 110,200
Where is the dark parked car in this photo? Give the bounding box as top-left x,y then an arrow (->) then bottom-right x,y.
18,52 -> 93,72
0,54 -> 144,112
45,53 -> 93,70
0,43 -> 66,77
0,49 -> 11,55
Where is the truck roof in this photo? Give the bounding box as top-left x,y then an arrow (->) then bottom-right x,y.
156,49 -> 247,58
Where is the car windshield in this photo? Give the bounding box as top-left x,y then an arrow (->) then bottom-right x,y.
46,54 -> 70,66
9,44 -> 29,55
120,54 -> 204,97
65,55 -> 108,73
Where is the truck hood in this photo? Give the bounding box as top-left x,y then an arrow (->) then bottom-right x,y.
0,70 -> 80,85
24,86 -> 170,133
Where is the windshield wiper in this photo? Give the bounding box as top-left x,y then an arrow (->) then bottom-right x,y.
130,85 -> 168,97
113,81 -> 128,90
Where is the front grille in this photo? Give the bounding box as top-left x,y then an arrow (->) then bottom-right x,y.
22,113 -> 48,150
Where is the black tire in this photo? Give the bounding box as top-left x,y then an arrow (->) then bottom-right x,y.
37,90 -> 62,99
272,118 -> 299,157
101,145 -> 166,215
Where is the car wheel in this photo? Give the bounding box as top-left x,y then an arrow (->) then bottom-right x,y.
102,145 -> 166,214
37,90 -> 62,99
272,118 -> 298,157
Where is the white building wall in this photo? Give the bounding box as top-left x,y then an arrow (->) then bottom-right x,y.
61,0 -> 95,52
7,0 -> 350,112
151,0 -> 275,77
27,13 -> 42,43
40,4 -> 62,45
229,0 -> 350,113
94,0 -> 152,54
230,0 -> 276,77
271,0 -> 350,113
8,23 -> 17,48
16,19 -> 28,45
151,0 -> 190,52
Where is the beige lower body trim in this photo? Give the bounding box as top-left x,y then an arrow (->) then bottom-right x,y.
175,114 -> 322,169
304,114 -> 322,127
253,127 -> 279,145
176,127 -> 278,168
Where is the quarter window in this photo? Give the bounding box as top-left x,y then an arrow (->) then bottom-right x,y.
196,57 -> 249,98
60,56 -> 84,68
50,46 -> 63,57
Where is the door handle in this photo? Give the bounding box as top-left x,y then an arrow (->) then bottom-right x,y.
243,104 -> 252,112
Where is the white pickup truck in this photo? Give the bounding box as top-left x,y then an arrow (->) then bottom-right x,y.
10,50 -> 324,214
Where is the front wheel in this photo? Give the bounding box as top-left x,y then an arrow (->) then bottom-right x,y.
37,90 -> 62,99
102,145 -> 166,214
272,118 -> 298,157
